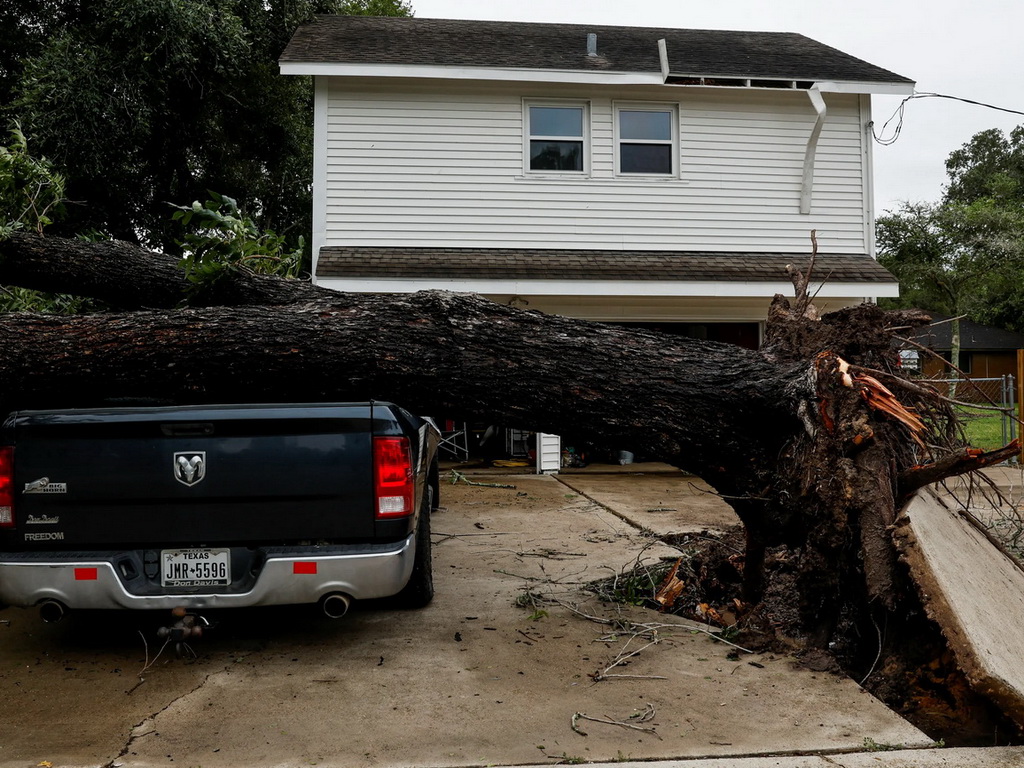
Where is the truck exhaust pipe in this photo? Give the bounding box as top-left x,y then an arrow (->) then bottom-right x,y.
320,593 -> 351,619
39,599 -> 66,623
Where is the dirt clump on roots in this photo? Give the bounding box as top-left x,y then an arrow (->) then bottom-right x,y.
589,525 -> 1021,746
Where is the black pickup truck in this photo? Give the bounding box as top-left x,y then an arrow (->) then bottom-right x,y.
0,402 -> 439,621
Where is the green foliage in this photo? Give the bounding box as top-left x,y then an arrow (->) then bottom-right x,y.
0,123 -> 92,314
0,284 -> 96,314
945,126 -> 1024,206
877,125 -> 1024,337
172,192 -> 303,287
335,0 -> 413,13
2,0 -> 413,251
0,123 -> 65,237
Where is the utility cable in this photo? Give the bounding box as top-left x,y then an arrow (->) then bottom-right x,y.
870,92 -> 1024,146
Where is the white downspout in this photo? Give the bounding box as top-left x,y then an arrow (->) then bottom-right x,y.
801,86 -> 827,214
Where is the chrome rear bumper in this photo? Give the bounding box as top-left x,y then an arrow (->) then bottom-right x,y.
0,535 -> 415,611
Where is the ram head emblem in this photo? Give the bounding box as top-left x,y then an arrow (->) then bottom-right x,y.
173,452 -> 206,487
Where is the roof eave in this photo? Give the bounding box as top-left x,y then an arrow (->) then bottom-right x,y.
279,61 -> 914,94
315,276 -> 900,298
279,61 -> 665,85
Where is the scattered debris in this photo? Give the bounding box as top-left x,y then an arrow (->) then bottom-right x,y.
571,702 -> 659,738
653,558 -> 685,610
589,636 -> 666,683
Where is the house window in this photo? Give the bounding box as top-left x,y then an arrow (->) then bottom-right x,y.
526,103 -> 586,173
616,106 -> 676,175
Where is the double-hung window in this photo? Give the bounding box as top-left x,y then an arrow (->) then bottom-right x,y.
616,105 -> 676,176
526,102 -> 587,173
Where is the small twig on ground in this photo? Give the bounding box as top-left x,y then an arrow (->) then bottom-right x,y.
539,595 -> 756,653
448,470 -> 516,489
572,703 -> 660,738
685,481 -> 767,502
496,547 -> 588,560
127,630 -> 171,695
433,531 -> 518,545
591,636 -> 668,682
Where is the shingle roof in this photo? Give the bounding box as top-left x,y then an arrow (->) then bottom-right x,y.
911,314 -> 1024,352
281,16 -> 912,84
316,247 -> 898,284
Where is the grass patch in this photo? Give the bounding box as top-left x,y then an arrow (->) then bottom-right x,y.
956,404 -> 1018,452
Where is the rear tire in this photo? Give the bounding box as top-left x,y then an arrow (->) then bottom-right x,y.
391,485 -> 434,609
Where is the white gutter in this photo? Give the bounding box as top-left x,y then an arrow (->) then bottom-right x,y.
279,61 -> 664,86
815,80 -> 914,96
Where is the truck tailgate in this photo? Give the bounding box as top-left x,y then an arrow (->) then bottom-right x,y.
7,405 -> 379,547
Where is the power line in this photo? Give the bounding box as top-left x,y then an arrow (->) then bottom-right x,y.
870,92 -> 1024,146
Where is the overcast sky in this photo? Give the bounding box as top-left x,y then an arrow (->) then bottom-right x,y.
412,0 -> 1024,213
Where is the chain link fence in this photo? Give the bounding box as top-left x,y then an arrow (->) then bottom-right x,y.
920,375 -> 1018,458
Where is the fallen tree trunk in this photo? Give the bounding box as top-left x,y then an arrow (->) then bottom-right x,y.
0,231 -> 331,308
0,233 -> 1014,655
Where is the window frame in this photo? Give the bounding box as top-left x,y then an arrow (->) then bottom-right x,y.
523,99 -> 590,177
613,102 -> 679,178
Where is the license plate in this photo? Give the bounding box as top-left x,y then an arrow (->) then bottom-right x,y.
161,548 -> 231,587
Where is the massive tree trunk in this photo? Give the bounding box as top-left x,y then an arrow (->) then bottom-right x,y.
0,233 -> 1015,652
0,231 -> 331,308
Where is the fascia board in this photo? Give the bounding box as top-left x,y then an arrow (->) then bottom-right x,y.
280,61 -> 913,95
317,277 -> 900,298
279,61 -> 664,85
815,80 -> 915,96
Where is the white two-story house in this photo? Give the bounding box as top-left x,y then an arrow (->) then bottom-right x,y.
280,16 -> 912,468
280,16 -> 911,350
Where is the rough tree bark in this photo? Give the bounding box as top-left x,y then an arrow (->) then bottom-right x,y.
0,232 -> 1016,655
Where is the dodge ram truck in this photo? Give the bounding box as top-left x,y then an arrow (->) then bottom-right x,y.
0,402 -> 439,621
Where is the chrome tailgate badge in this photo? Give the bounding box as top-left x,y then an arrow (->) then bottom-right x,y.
174,452 -> 206,486
23,478 -> 67,494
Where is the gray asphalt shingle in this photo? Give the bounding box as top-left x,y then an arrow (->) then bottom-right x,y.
316,247 -> 897,284
281,16 -> 911,84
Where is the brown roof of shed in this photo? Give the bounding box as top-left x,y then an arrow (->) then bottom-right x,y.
281,16 -> 912,85
316,247 -> 898,284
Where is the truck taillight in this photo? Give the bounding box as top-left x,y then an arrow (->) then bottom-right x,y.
373,436 -> 414,519
0,446 -> 13,528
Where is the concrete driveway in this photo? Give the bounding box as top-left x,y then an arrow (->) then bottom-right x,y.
1,472 -> 934,767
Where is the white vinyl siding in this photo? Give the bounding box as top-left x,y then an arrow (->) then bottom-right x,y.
321,80 -> 868,253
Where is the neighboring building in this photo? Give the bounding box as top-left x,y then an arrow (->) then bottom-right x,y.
280,16 -> 910,347
911,315 -> 1024,380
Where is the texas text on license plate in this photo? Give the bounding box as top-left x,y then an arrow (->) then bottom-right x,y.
161,548 -> 231,587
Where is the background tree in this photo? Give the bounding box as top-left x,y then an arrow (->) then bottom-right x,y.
945,126 -> 1024,207
877,125 -> 1024,374
1,0 -> 412,251
878,198 -> 1024,372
